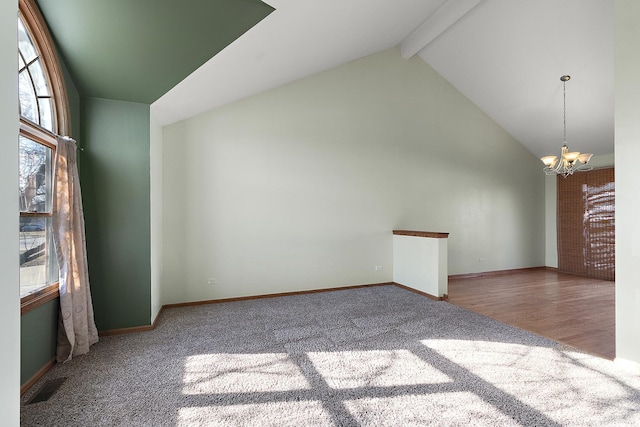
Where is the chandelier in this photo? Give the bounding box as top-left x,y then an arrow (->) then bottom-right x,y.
540,75 -> 593,177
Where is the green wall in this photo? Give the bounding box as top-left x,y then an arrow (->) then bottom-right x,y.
62,59 -> 81,141
80,97 -> 151,330
20,299 -> 58,385
21,68 -> 153,387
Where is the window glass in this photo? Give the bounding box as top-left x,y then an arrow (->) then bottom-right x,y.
18,135 -> 56,297
19,135 -> 52,213
29,59 -> 50,96
17,17 -> 38,64
18,69 -> 38,123
18,15 -> 54,132
19,216 -> 57,294
39,98 -> 53,130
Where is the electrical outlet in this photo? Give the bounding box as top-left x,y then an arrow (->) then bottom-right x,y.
478,258 -> 485,263
375,266 -> 383,271
207,278 -> 218,285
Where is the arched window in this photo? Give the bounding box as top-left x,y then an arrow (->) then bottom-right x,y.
18,0 -> 70,312
19,17 -> 54,131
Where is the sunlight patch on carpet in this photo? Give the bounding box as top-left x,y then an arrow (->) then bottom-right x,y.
182,353 -> 310,395
177,400 -> 333,427
344,392 -> 520,426
422,339 -> 636,425
307,349 -> 451,389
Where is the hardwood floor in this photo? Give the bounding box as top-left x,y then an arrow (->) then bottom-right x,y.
447,268 -> 615,360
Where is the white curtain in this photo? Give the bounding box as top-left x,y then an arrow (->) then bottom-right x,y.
53,136 -> 98,363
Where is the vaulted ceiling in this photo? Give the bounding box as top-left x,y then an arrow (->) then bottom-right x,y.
37,0 -> 614,159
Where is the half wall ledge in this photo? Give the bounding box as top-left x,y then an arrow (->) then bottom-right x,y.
392,230 -> 449,299
393,230 -> 450,239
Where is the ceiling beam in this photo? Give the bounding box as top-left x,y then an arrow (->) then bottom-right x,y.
400,0 -> 483,59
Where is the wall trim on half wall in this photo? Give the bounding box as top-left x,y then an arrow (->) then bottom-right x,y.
393,282 -> 447,301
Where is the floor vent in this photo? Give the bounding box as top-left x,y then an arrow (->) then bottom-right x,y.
26,378 -> 67,404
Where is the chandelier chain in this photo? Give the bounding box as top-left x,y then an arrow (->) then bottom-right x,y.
563,78 -> 567,142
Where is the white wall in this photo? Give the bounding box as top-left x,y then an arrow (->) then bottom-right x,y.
1,0 -> 20,424
150,110 -> 163,322
393,235 -> 447,297
544,153 -> 614,268
161,48 -> 545,304
614,0 -> 640,368
544,174 -> 557,267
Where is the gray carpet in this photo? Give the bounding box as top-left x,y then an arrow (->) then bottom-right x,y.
21,285 -> 640,426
